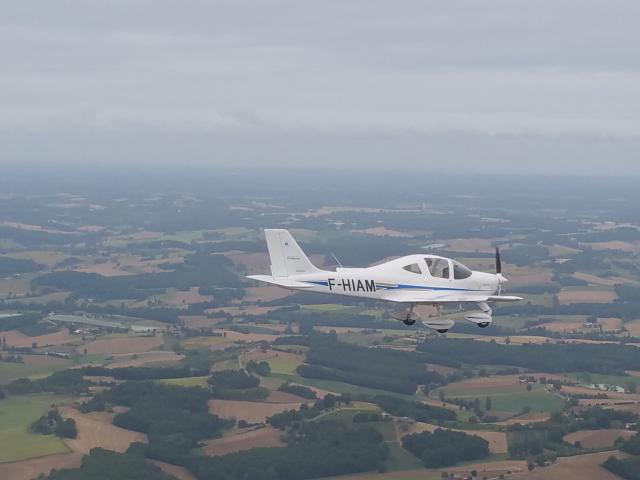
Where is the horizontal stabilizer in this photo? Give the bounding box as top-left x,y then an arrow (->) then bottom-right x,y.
246,275 -> 315,289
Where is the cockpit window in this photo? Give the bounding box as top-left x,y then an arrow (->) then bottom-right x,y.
403,263 -> 422,274
426,258 -> 449,279
453,260 -> 472,279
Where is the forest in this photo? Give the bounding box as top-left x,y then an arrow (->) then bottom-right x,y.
417,338 -> 640,374
187,422 -> 388,480
298,335 -> 446,394
402,429 -> 489,467
88,382 -> 231,464
40,448 -> 175,480
31,253 -> 241,301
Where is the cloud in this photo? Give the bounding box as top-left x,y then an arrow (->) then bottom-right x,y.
0,1 -> 639,173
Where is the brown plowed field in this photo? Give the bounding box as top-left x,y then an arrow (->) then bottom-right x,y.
516,451 -> 628,480
243,286 -> 293,303
160,287 -> 211,306
265,391 -> 308,403
0,453 -> 82,480
587,241 -> 638,252
557,289 -> 617,304
352,227 -> 412,238
201,427 -> 284,456
180,315 -> 220,328
495,412 -> 551,425
2,329 -> 75,348
400,422 -> 507,453
59,407 -> 147,454
215,329 -> 281,343
81,334 -> 165,355
208,400 -> 302,423
625,320 -> 640,336
149,460 -> 198,480
105,350 -> 184,368
577,398 -> 640,414
563,429 -> 634,449
22,354 -> 71,368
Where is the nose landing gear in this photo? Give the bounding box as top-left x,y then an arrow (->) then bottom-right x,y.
464,302 -> 493,329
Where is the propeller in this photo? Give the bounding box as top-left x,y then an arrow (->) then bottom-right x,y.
495,247 -> 508,295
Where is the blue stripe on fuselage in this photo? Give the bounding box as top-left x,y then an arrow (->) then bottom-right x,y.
304,280 -> 488,293
383,284 -> 484,292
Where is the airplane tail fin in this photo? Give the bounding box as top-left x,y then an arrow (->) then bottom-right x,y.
264,229 -> 321,278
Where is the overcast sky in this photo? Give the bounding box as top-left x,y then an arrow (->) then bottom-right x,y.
1,1 -> 639,175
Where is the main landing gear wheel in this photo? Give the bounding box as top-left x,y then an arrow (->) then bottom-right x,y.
477,322 -> 490,328
393,304 -> 418,326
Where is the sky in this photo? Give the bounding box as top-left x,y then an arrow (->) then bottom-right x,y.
1,0 -> 639,175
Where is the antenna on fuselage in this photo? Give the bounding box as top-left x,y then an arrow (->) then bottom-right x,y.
330,252 -> 344,269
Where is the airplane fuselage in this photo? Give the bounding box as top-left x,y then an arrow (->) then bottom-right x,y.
280,261 -> 499,303
247,229 -> 521,331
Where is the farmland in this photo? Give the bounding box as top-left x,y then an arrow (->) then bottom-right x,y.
1,172 -> 640,480
0,395 -> 73,463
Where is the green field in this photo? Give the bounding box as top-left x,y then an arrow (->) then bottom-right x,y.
568,372 -> 637,388
433,384 -> 565,414
301,304 -> 356,312
182,336 -> 231,349
105,230 -> 205,246
437,382 -> 532,397
486,391 -> 565,414
158,376 -> 209,388
266,356 -> 303,375
491,315 -> 535,330
0,359 -> 72,386
315,403 -> 381,425
383,444 -> 423,472
270,373 -> 415,400
0,394 -> 73,462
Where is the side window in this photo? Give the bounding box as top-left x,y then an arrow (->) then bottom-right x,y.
426,258 -> 449,279
403,263 -> 422,274
453,260 -> 472,279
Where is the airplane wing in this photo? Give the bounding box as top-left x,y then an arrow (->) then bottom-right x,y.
246,275 -> 316,289
379,290 -> 522,304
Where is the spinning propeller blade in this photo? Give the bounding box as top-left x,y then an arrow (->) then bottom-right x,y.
495,247 -> 508,295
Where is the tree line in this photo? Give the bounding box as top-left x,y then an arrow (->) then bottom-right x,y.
402,429 -> 490,468
298,334 -> 447,395
417,338 -> 640,375
31,252 -> 241,302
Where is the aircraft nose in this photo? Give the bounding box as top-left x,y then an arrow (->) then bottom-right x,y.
475,272 -> 498,292
492,274 -> 501,294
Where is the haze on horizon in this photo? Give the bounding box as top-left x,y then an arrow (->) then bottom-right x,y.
1,0 -> 639,176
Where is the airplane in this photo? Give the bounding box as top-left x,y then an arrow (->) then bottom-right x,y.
247,229 -> 522,333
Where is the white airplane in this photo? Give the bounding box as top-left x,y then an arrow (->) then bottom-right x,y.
247,229 -> 522,333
